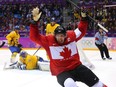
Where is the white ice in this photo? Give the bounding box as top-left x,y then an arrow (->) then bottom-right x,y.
0,49 -> 116,87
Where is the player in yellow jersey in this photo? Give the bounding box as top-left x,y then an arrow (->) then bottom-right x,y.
6,26 -> 22,63
4,50 -> 50,71
17,51 -> 44,70
46,17 -> 60,59
46,17 -> 60,35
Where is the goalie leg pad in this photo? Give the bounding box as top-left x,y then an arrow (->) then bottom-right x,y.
37,61 -> 50,71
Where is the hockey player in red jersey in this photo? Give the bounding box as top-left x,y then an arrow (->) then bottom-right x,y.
30,7 -> 107,87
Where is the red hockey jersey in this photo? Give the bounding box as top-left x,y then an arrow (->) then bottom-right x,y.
30,21 -> 88,76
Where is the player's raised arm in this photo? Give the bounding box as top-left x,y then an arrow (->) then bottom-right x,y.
75,11 -> 89,41
30,7 -> 42,41
30,7 -> 50,49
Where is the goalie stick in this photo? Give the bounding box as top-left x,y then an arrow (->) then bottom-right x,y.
33,46 -> 41,55
103,4 -> 116,8
3,61 -> 18,70
67,0 -> 108,32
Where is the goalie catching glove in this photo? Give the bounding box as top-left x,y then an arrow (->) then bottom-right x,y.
18,64 -> 26,70
32,7 -> 42,21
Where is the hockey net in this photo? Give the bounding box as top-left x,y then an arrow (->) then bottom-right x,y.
77,40 -> 95,69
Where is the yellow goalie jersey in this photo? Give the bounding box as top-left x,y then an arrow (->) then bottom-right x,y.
46,23 -> 60,35
6,31 -> 20,46
19,54 -> 38,70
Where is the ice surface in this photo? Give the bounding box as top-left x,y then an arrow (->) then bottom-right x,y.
0,49 -> 116,87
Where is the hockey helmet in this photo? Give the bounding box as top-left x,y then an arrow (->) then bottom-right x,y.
54,26 -> 66,35
50,17 -> 56,22
14,25 -> 20,30
19,51 -> 27,58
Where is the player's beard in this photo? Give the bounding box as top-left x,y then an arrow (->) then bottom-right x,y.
57,39 -> 65,44
55,36 -> 66,45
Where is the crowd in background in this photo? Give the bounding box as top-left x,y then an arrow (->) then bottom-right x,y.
67,0 -> 116,37
0,0 -> 115,37
0,3 -> 63,37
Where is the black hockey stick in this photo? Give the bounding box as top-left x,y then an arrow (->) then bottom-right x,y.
33,46 -> 41,55
0,41 -> 5,48
9,61 -> 18,66
67,0 -> 108,32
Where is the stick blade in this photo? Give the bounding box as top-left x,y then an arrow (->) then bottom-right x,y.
0,41 -> 5,48
3,62 -> 17,70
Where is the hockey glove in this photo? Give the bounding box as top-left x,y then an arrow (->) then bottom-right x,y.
8,40 -> 14,46
19,64 -> 26,70
32,7 -> 42,21
38,57 -> 44,62
80,8 -> 89,21
18,44 -> 22,48
81,11 -> 87,18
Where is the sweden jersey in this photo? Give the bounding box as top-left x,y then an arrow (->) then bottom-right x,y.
19,54 -> 38,70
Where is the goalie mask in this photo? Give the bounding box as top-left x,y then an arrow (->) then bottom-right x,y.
14,26 -> 20,30
20,51 -> 27,58
50,17 -> 56,22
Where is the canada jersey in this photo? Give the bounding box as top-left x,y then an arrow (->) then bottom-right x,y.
30,20 -> 88,75
49,41 -> 81,75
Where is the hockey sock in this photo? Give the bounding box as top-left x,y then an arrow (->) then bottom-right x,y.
11,52 -> 18,63
92,80 -> 107,87
64,78 -> 78,87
